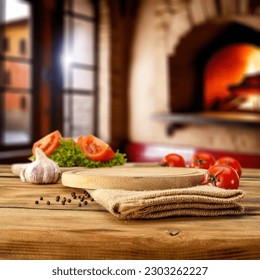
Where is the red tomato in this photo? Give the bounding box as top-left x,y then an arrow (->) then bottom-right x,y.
77,135 -> 115,162
203,164 -> 240,189
189,152 -> 216,169
215,156 -> 242,177
77,135 -> 86,147
161,153 -> 186,167
32,130 -> 62,156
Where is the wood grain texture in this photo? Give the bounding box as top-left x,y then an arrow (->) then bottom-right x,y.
61,166 -> 206,190
0,165 -> 260,260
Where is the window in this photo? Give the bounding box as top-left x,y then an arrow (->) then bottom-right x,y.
3,36 -> 9,52
62,0 -> 98,139
0,0 -> 98,161
19,38 -> 26,55
20,95 -> 27,110
0,0 -> 32,147
4,70 -> 11,86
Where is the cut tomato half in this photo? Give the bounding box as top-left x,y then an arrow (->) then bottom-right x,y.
77,135 -> 115,162
32,130 -> 62,156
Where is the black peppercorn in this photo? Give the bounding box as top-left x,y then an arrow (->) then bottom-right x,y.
67,199 -> 71,203
80,196 -> 84,202
71,192 -> 76,197
47,201 -> 50,205
40,197 -> 43,200
83,201 -> 88,205
78,203 -> 82,207
90,198 -> 94,201
35,200 -> 39,204
62,200 -> 65,205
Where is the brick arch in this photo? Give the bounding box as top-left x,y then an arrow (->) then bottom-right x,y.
169,20 -> 260,113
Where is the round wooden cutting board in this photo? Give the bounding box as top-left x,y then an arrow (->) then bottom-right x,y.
61,166 -> 206,191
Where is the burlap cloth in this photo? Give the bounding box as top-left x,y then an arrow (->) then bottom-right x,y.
88,185 -> 245,220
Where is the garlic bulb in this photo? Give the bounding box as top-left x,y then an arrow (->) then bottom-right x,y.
20,147 -> 61,184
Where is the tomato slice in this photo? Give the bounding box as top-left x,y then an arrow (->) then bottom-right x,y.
77,135 -> 115,162
32,130 -> 62,156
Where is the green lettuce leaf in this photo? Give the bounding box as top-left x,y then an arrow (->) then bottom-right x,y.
30,139 -> 127,168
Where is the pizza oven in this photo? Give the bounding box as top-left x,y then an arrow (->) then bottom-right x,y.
169,21 -> 260,114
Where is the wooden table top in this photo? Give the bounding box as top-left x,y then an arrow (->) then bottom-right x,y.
0,164 -> 259,260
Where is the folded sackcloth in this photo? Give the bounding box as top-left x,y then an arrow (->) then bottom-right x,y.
88,185 -> 245,220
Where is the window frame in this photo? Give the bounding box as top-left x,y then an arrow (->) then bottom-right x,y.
61,0 -> 99,138
0,0 -> 99,162
0,0 -> 33,153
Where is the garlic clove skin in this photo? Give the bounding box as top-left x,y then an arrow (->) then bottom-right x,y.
20,147 -> 61,184
20,166 -> 28,182
23,160 -> 46,184
42,159 -> 60,183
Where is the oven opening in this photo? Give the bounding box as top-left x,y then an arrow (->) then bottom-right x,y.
204,44 -> 260,112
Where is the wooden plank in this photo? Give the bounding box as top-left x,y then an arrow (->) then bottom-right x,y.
0,165 -> 15,176
0,166 -> 260,259
0,207 -> 259,260
0,168 -> 259,212
0,176 -> 102,211
241,168 -> 260,177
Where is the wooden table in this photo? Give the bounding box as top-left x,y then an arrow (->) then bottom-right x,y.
0,165 -> 259,260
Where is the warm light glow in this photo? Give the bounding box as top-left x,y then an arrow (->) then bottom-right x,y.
239,95 -> 260,111
204,44 -> 260,110
246,50 -> 260,75
61,53 -> 73,69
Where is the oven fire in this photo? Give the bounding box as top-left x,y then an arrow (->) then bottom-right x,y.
204,44 -> 260,112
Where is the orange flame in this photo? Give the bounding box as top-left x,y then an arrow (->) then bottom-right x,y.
204,44 -> 260,110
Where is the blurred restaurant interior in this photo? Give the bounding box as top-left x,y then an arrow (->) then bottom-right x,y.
0,0 -> 260,168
